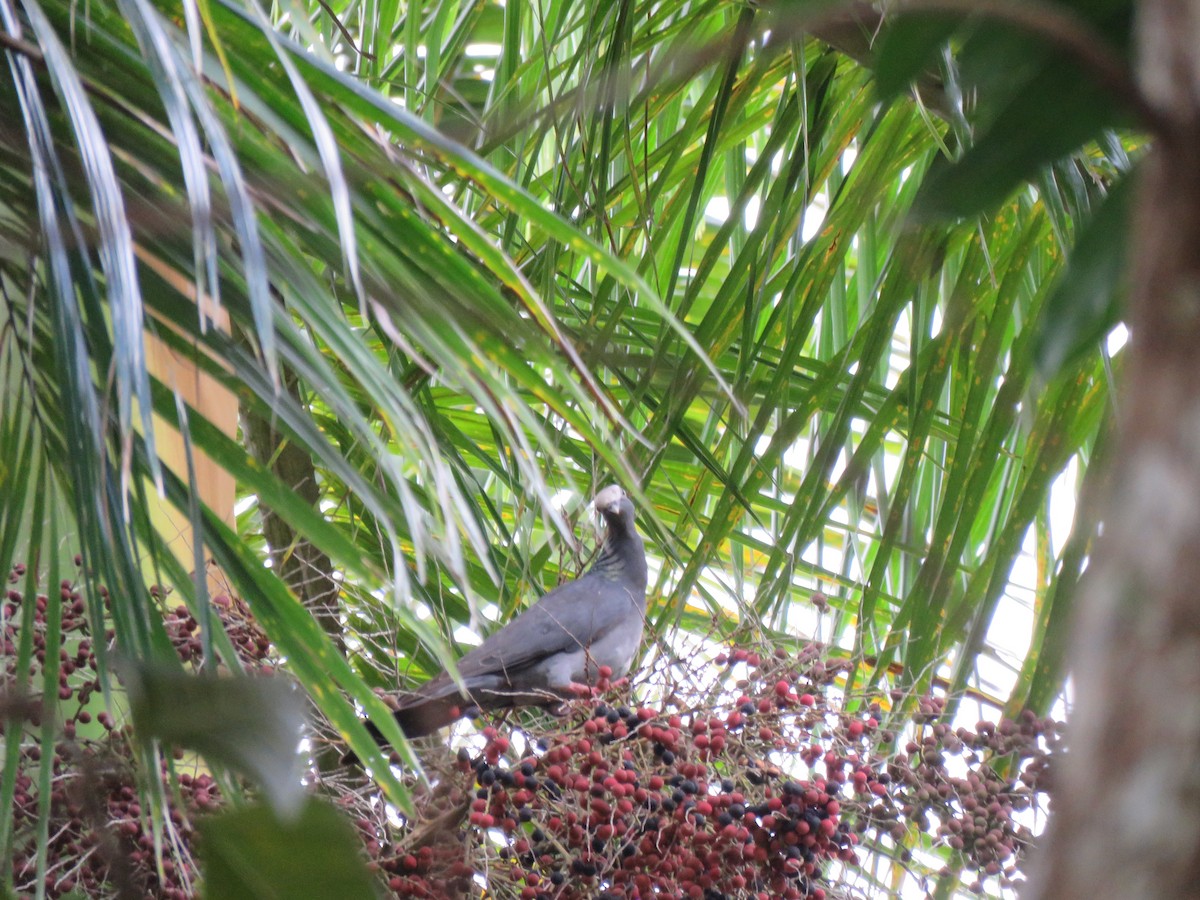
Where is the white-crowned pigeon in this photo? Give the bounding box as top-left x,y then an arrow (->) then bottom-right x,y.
356,485 -> 647,750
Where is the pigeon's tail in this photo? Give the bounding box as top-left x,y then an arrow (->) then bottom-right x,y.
341,693 -> 467,765
393,696 -> 465,739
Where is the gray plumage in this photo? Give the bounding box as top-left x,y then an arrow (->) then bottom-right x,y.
366,485 -> 646,746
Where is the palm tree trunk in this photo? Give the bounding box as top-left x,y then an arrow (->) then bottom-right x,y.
240,362 -> 343,650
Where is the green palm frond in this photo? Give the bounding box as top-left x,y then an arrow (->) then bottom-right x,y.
0,0 -> 1136,892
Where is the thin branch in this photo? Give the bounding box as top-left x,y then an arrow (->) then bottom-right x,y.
311,0 -> 376,62
0,27 -> 45,65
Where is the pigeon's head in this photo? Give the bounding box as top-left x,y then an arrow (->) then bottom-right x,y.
593,485 -> 637,535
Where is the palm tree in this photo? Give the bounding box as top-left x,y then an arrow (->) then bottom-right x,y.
0,0 -> 1148,896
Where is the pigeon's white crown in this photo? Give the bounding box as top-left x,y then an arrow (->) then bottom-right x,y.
593,484 -> 626,513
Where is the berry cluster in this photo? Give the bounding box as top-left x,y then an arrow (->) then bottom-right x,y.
3,564 -> 275,899
883,702 -> 1054,891
341,644 -> 1058,898
160,589 -> 274,673
4,558 -> 1058,899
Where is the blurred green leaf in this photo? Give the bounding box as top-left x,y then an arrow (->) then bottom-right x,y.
873,14 -> 957,102
123,661 -> 307,819
914,58 -> 1124,219
1035,169 -> 1135,380
198,800 -> 376,900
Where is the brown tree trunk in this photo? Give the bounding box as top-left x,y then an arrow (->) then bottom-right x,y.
1025,2 -> 1200,897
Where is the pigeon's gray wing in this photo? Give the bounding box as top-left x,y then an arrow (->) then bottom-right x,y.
452,570 -> 638,680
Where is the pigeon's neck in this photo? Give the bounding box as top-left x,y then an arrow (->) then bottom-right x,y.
591,530 -> 648,594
